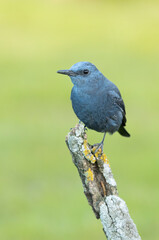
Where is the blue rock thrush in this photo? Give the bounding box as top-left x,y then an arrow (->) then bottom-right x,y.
57,62 -> 130,152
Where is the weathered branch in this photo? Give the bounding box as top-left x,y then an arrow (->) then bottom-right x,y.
65,123 -> 141,240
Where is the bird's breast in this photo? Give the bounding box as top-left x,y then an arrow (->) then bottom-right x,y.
71,87 -> 110,132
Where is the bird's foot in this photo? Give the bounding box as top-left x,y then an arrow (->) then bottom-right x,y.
91,142 -> 104,154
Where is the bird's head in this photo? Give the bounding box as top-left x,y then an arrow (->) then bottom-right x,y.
57,62 -> 103,88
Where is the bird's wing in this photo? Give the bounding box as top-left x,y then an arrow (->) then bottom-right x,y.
108,90 -> 127,126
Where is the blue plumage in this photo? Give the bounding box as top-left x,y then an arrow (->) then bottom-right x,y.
57,62 -> 130,150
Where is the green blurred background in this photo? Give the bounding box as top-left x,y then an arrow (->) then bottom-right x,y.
0,0 -> 159,239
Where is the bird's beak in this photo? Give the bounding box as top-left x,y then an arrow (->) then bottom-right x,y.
57,69 -> 76,76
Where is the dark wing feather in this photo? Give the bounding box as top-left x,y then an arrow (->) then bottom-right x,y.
115,97 -> 127,126
108,90 -> 130,137
108,90 -> 126,122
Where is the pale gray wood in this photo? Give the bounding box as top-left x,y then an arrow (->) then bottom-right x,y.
66,123 -> 141,240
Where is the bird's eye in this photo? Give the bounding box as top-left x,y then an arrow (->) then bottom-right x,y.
83,69 -> 89,75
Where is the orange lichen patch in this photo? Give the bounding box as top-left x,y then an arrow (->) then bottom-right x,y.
82,140 -> 96,163
89,155 -> 95,163
94,149 -> 102,158
84,152 -> 96,163
83,139 -> 88,148
101,153 -> 110,166
98,148 -> 102,153
91,146 -> 102,153
84,149 -> 90,156
85,168 -> 94,182
95,151 -> 99,158
91,146 -> 97,153
92,146 -> 102,154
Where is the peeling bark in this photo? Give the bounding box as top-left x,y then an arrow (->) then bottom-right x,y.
65,123 -> 141,240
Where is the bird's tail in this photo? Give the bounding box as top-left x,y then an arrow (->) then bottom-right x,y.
118,125 -> 130,137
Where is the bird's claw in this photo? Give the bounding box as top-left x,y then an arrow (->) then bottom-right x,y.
92,143 -> 104,154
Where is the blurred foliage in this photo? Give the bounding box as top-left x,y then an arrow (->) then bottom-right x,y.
0,0 -> 159,239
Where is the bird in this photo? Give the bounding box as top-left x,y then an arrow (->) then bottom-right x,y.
57,62 -> 130,152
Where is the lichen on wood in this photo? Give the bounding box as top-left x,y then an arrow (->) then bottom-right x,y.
65,123 -> 141,240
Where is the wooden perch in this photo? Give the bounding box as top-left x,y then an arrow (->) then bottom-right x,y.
65,123 -> 141,240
